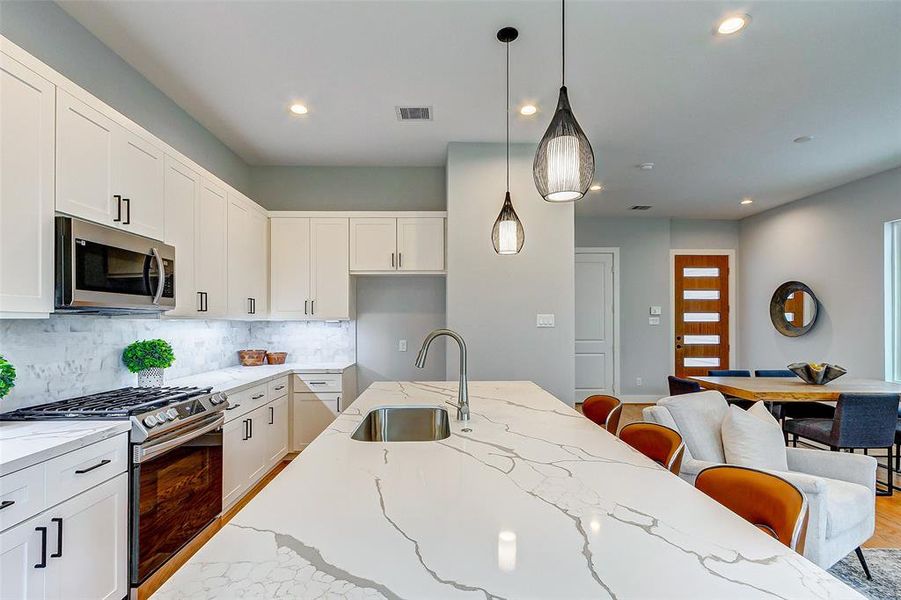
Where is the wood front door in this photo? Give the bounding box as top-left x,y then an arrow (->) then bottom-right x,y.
674,254 -> 730,377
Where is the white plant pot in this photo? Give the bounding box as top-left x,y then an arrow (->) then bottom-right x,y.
137,368 -> 165,388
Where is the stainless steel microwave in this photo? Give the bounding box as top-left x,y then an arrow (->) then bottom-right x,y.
55,216 -> 175,313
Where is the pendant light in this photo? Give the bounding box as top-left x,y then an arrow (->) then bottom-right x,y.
533,0 -> 595,202
492,27 -> 525,255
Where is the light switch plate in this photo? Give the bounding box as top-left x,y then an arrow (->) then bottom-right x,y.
398,339 -> 407,352
649,306 -> 662,315
536,314 -> 556,328
648,316 -> 660,325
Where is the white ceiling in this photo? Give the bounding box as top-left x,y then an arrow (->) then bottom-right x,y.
59,1 -> 901,219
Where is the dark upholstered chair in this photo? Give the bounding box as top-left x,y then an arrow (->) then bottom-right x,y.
783,393 -> 899,496
708,370 -> 753,409
755,369 -> 835,422
667,376 -> 701,396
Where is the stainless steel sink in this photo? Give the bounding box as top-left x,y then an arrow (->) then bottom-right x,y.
351,406 -> 451,442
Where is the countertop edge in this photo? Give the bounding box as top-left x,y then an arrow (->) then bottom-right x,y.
0,421 -> 131,477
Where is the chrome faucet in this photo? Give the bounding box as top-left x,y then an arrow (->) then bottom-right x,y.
414,328 -> 469,421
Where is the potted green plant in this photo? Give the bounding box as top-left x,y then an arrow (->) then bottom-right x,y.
122,339 -> 175,387
0,355 -> 16,399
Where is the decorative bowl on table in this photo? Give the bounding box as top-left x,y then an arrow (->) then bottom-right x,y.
266,352 -> 287,365
787,362 -> 847,385
238,349 -> 267,367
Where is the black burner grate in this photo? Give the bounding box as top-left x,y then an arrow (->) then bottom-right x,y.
0,386 -> 212,420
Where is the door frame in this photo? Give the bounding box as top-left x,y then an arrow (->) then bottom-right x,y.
669,249 -> 738,376
575,247 -> 621,397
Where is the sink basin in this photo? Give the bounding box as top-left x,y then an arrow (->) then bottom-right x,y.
351,406 -> 451,442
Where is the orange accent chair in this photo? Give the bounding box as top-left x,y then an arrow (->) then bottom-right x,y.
582,395 -> 623,434
619,422 -> 685,474
695,465 -> 809,554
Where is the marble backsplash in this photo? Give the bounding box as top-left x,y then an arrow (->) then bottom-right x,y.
0,315 -> 354,412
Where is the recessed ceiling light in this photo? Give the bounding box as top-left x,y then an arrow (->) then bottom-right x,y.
715,14 -> 750,36
740,198 -> 753,205
638,162 -> 654,171
589,183 -> 603,191
519,104 -> 538,116
289,103 -> 308,115
793,135 -> 815,144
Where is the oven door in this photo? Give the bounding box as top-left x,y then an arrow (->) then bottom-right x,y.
56,216 -> 175,311
130,414 -> 223,587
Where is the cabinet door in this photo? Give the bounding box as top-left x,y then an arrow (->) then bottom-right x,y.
270,218 -> 311,319
245,408 -> 268,486
0,512 -> 47,600
248,209 -> 269,318
397,217 -> 445,271
265,396 -> 289,466
0,55 -> 54,316
45,473 -> 128,600
292,393 -> 340,450
196,179 -> 228,317
349,217 -> 396,271
222,416 -> 249,509
163,157 -> 199,316
310,218 -> 350,320
113,129 -> 164,240
55,90 -> 116,226
226,197 -> 252,317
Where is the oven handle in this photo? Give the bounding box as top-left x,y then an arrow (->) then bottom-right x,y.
135,414 -> 224,464
151,247 -> 165,305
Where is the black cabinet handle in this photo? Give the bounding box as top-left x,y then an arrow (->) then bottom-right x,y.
311,300 -> 314,315
51,518 -> 63,558
122,197 -> 131,225
113,195 -> 122,222
274,385 -> 285,391
242,419 -> 249,441
226,403 -> 241,411
391,252 -> 395,268
75,459 -> 111,474
269,406 -> 274,425
398,252 -> 402,268
251,393 -> 265,400
197,291 -> 204,312
34,527 -> 47,569
202,292 -> 209,312
0,500 -> 14,510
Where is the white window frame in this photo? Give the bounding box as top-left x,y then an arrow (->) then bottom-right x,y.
886,220 -> 901,383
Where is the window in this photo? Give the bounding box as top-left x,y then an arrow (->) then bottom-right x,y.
889,220 -> 901,383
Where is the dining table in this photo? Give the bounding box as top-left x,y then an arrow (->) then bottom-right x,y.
689,376 -> 901,401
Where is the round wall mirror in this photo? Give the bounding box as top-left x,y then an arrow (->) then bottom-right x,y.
770,281 -> 819,337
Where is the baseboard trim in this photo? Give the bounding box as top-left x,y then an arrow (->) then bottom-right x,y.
619,394 -> 661,404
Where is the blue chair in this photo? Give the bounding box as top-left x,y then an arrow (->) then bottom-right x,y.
667,376 -> 701,396
755,369 -> 836,422
709,369 -> 751,377
754,369 -> 795,378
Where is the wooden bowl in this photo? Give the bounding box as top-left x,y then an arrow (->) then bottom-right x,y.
238,349 -> 267,367
266,352 -> 287,365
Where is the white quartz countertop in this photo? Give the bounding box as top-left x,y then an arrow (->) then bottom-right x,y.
167,361 -> 355,395
0,420 -> 130,476
153,381 -> 860,600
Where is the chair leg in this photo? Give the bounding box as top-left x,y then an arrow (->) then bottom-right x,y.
792,433 -> 798,447
855,547 -> 872,580
896,442 -> 900,473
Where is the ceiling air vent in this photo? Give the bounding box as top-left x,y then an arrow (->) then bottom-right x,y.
630,205 -> 653,211
396,106 -> 433,122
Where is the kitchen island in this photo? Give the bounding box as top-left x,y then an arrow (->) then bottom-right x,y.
153,381 -> 860,599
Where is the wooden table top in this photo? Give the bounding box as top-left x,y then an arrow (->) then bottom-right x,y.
689,376 -> 901,401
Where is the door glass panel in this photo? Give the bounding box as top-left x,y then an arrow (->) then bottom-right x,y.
685,357 -> 719,367
683,290 -> 720,300
684,312 -> 720,322
684,335 -> 720,345
683,267 -> 719,277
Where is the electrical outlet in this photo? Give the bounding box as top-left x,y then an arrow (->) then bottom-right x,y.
536,314 -> 556,328
398,339 -> 407,352
636,377 -> 643,387
649,316 -> 660,325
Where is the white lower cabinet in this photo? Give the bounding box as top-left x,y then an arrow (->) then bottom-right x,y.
266,396 -> 289,466
0,472 -> 128,600
292,393 -> 340,450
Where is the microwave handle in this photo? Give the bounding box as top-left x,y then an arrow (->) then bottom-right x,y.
151,248 -> 165,305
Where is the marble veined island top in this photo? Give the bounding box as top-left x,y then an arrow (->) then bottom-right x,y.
154,381 -> 859,600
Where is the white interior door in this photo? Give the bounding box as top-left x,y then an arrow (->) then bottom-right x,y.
575,251 -> 615,401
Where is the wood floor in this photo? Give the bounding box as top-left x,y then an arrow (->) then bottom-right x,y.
589,402 -> 901,549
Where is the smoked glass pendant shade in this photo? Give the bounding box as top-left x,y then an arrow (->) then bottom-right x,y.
492,192 -> 525,255
533,86 -> 595,202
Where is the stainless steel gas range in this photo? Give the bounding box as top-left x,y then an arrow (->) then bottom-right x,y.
1,386 -> 228,591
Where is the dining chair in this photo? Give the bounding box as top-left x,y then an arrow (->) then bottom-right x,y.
582,395 -> 623,434
783,393 -> 899,496
667,375 -> 701,396
695,465 -> 809,555
619,422 -> 685,474
754,369 -> 795,378
708,369 -> 753,409
755,369 -> 836,423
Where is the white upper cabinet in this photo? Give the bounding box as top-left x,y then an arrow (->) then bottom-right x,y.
227,192 -> 268,319
57,90 -> 165,240
397,217 -> 445,271
195,178 -> 228,317
349,218 -> 396,271
349,216 -> 446,273
270,218 -> 311,319
0,54 -> 55,317
310,218 -> 350,319
163,157 -> 200,316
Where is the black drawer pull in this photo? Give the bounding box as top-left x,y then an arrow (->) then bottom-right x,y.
0,500 -> 14,510
226,403 -> 241,411
251,393 -> 265,400
51,518 -> 63,558
274,385 -> 286,391
75,459 -> 111,474
307,381 -> 327,385
34,527 -> 47,569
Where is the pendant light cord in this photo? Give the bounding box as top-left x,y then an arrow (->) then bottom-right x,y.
561,0 -> 565,85
505,39 -> 510,192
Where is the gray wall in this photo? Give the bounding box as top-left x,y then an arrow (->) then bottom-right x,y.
249,166 -> 445,211
446,143 -> 575,404
739,167 -> 901,377
0,0 -> 250,193
355,277 -> 446,393
575,217 -> 739,397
